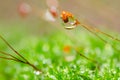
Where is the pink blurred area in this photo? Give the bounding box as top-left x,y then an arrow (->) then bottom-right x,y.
0,0 -> 120,31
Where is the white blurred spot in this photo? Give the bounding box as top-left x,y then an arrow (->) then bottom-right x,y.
44,10 -> 56,22
63,68 -> 68,74
49,75 -> 57,80
64,55 -> 75,62
43,58 -> 51,65
23,74 -> 29,79
34,70 -> 41,75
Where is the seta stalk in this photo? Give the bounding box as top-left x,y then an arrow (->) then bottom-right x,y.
0,35 -> 42,73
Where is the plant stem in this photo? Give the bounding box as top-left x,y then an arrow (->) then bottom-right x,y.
0,35 -> 42,73
0,35 -> 28,62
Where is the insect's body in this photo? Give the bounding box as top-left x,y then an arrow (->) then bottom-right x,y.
61,11 -> 80,29
60,11 -> 73,23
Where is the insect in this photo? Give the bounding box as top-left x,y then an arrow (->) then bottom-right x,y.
60,11 -> 74,23
60,11 -> 80,30
0,35 -> 42,74
60,11 -> 120,45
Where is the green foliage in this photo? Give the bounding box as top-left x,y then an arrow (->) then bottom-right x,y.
0,29 -> 120,80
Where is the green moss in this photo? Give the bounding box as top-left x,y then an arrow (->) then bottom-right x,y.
0,23 -> 120,80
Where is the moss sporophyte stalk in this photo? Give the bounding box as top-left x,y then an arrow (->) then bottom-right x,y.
60,11 -> 120,51
60,10 -> 120,69
0,10 -> 120,76
0,35 -> 42,74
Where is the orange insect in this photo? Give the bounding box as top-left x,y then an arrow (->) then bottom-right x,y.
60,11 -> 80,30
60,11 -> 73,23
60,10 -> 120,49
